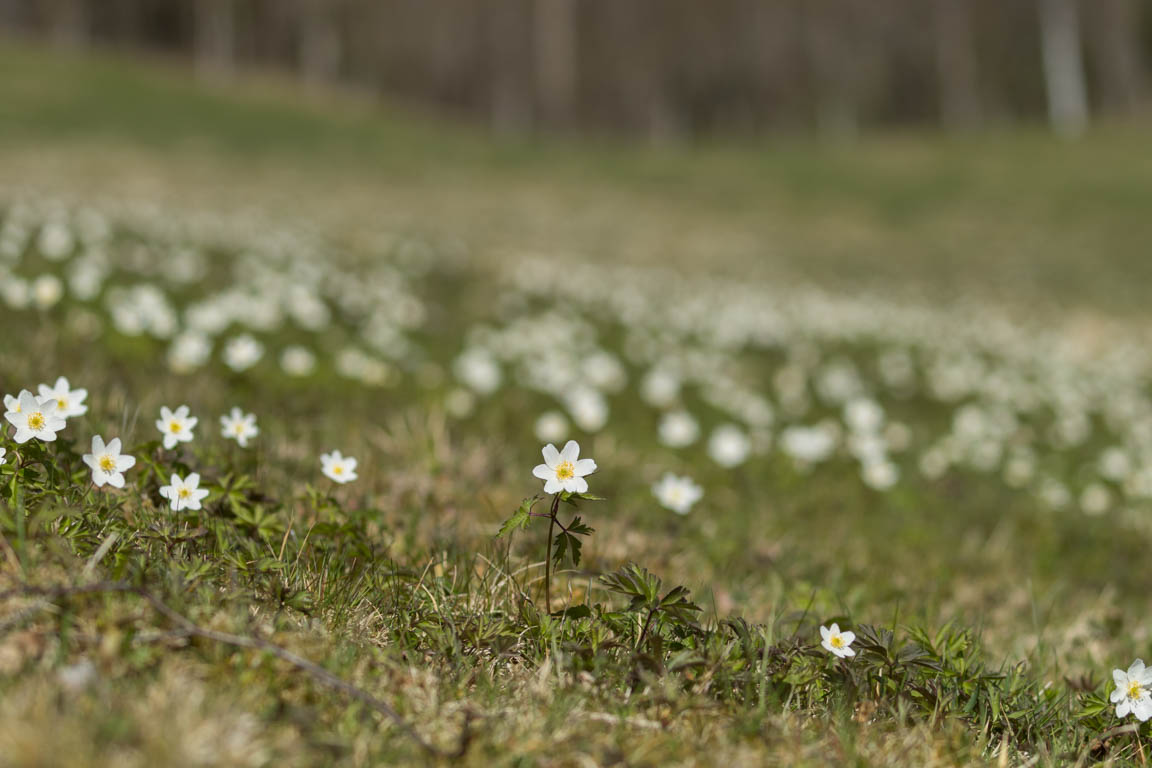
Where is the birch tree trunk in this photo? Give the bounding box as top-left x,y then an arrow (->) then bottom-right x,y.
298,0 -> 343,88
1038,0 -> 1089,136
194,0 -> 236,79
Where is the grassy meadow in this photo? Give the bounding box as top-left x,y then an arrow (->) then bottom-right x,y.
3,41 -> 1152,766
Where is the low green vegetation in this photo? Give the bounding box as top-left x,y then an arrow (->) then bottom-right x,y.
2,41 -> 1152,766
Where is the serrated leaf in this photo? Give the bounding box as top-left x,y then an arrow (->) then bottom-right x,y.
496,496 -> 537,538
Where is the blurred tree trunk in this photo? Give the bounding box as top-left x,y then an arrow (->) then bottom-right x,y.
297,0 -> 343,88
933,0 -> 981,129
484,0 -> 533,135
1038,0 -> 1089,136
1085,0 -> 1146,115
194,0 -> 236,79
533,0 -> 578,128
802,0 -> 860,140
46,0 -> 88,49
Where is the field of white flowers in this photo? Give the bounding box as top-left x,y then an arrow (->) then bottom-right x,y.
5,43 -> 1152,768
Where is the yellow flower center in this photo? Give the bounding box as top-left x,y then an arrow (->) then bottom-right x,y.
58,398 -> 68,409
234,423 -> 245,435
178,488 -> 190,499
332,465 -> 344,475
556,461 -> 575,481
830,636 -> 844,648
99,455 -> 116,472
169,421 -> 181,433
27,412 -> 45,430
1129,680 -> 1144,700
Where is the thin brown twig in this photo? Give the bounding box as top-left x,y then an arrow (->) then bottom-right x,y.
0,581 -> 474,760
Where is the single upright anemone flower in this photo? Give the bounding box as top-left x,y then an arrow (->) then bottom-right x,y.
1112,659 -> 1152,721
533,440 -> 596,495
4,390 -> 66,443
820,624 -> 856,659
652,473 -> 703,515
82,435 -> 136,488
38,376 -> 88,419
159,472 -> 210,512
156,405 -> 197,450
321,451 -> 358,484
220,407 -> 259,448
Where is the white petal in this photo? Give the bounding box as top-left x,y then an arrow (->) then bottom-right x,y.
573,476 -> 588,494
541,444 -> 561,467
532,464 -> 553,480
573,458 -> 597,476
107,473 -> 125,489
840,631 -> 856,646
543,478 -> 563,494
1114,669 -> 1129,688
820,626 -> 831,640
90,435 -> 105,453
117,455 -> 136,471
560,440 -> 580,462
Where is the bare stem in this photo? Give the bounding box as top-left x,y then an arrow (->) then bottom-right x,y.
544,493 -> 560,613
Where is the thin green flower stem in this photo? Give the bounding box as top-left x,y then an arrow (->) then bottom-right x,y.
544,493 -> 560,614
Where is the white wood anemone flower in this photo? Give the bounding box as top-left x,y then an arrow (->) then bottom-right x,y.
156,405 -> 197,450
533,440 -> 597,495
820,624 -> 857,659
321,451 -> 358,484
158,472 -> 210,512
4,390 -> 67,443
82,435 -> 136,488
38,376 -> 88,419
652,473 -> 703,515
220,407 -> 259,448
1111,659 -> 1152,721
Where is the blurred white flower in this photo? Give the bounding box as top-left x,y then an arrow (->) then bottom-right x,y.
280,345 -> 317,377
583,351 -> 627,392
534,411 -> 569,443
1112,659 -> 1152,721
1080,483 -> 1111,516
220,407 -> 259,448
566,387 -> 608,432
820,624 -> 856,658
82,435 -> 136,488
652,473 -> 703,515
658,410 -> 700,448
861,460 -> 899,490
38,376 -> 88,419
454,348 -> 502,395
159,472 -> 210,511
168,332 -> 212,373
156,405 -> 197,450
223,334 -> 264,372
844,398 -> 884,433
31,274 -> 64,309
321,451 -> 358,483
707,424 -> 750,468
640,368 -> 680,408
4,390 -> 65,443
533,440 -> 596,495
780,424 -> 836,465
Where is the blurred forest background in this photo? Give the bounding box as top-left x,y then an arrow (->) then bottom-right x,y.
0,0 -> 1148,140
